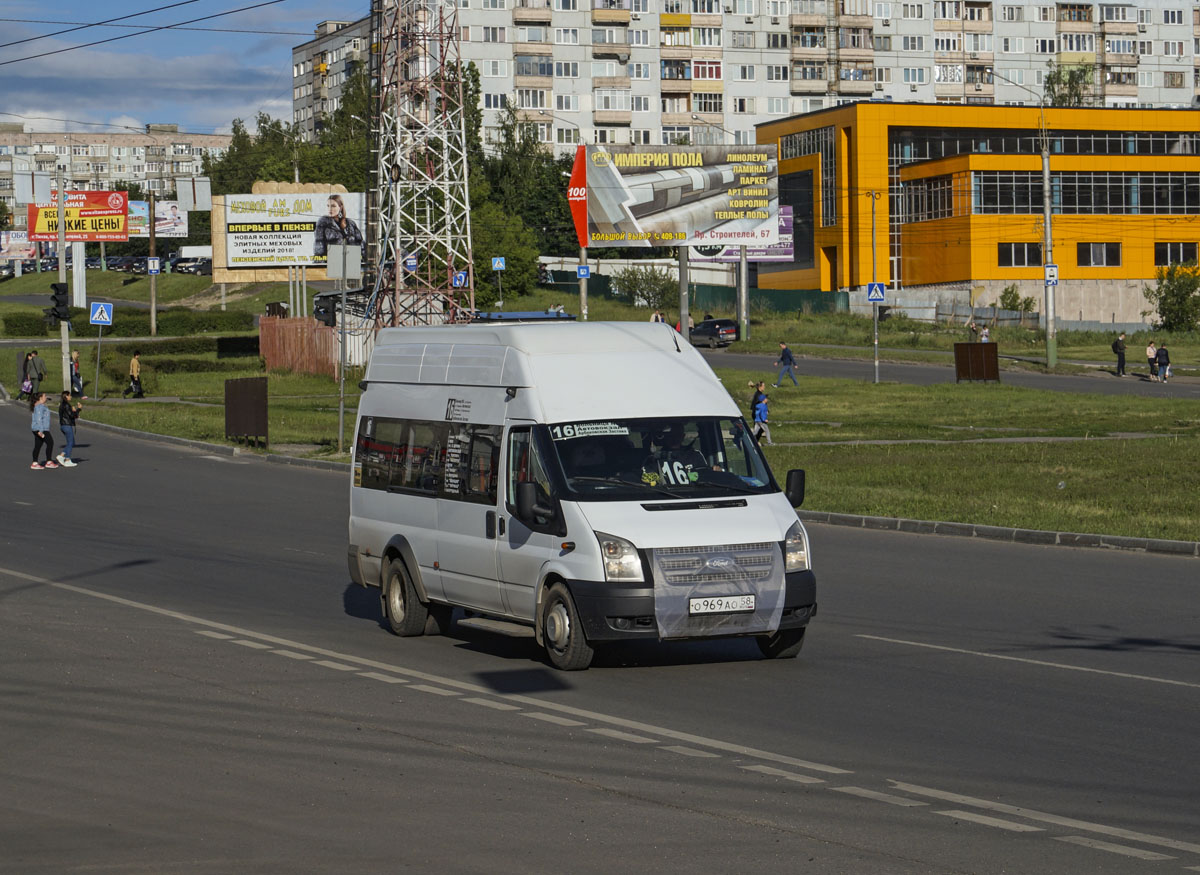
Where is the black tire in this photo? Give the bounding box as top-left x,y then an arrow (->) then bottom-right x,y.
383,556 -> 427,637
707,335 -> 717,349
541,582 -> 594,671
424,603 -> 454,636
756,627 -> 806,660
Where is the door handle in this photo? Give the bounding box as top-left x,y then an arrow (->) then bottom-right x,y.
498,516 -> 506,537
485,510 -> 496,539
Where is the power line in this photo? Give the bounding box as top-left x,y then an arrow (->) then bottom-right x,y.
0,16 -> 309,38
0,0 -> 289,69
0,110 -> 229,138
0,1 -> 200,51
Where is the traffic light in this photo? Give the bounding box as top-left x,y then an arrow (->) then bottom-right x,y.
45,282 -> 70,325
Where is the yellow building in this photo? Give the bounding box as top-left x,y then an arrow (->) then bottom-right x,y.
756,103 -> 1200,325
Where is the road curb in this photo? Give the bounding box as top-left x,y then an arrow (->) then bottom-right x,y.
797,510 -> 1199,558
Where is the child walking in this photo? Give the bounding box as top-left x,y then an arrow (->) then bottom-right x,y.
753,393 -> 773,446
30,393 -> 59,469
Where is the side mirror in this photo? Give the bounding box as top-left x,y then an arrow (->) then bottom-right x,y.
516,481 -> 552,522
784,469 -> 806,507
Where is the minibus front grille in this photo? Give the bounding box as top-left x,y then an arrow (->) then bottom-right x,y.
652,542 -> 778,585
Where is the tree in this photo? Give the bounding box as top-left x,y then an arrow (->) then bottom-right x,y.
471,200 -> 539,306
203,114 -> 312,194
1044,61 -> 1095,107
317,64 -> 371,193
1143,262 -> 1200,331
611,264 -> 677,311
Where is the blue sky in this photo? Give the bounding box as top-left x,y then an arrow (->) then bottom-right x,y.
0,0 -> 365,135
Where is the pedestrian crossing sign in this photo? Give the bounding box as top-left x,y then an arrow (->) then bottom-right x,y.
866,283 -> 886,302
89,302 -> 113,325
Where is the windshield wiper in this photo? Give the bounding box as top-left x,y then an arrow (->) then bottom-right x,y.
569,476 -> 687,498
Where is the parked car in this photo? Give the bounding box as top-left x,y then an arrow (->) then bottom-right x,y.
689,318 -> 740,348
191,257 -> 212,276
0,262 -> 14,280
130,257 -> 149,275
85,257 -> 103,269
111,256 -> 136,272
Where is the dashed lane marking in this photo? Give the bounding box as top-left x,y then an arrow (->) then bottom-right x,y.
740,764 -> 825,784
272,649 -> 314,660
360,671 -> 407,684
936,810 -> 1043,833
524,713 -> 585,727
891,782 -> 1200,855
312,660 -> 358,671
462,697 -> 520,711
1054,836 -> 1174,861
858,634 -> 1200,690
588,727 -> 658,744
661,745 -> 720,758
832,787 -> 928,807
231,639 -> 272,650
195,630 -> 234,640
411,684 -> 460,696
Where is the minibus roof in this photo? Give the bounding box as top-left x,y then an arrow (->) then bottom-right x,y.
365,322 -> 740,422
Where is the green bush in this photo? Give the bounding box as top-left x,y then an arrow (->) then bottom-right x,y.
71,308 -> 254,338
610,264 -> 676,311
2,312 -> 50,337
107,336 -> 259,357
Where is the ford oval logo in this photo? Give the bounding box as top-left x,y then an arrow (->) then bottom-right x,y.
705,555 -> 735,571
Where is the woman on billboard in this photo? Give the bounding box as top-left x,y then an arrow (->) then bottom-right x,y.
313,194 -> 363,257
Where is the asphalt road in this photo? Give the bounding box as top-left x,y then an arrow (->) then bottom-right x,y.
2,403 -> 1199,873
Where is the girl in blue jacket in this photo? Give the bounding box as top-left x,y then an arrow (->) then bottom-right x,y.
30,392 -> 58,469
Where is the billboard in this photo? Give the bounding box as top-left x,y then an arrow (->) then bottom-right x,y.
224,192 -> 365,267
689,207 -> 794,263
0,231 -> 36,261
128,200 -> 189,238
570,145 -> 778,249
27,191 -> 129,242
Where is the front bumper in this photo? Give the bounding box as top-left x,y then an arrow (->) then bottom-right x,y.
568,570 -> 817,643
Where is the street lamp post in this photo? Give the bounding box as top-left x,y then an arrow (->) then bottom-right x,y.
863,189 -> 882,385
991,70 -> 1057,368
540,110 -> 589,320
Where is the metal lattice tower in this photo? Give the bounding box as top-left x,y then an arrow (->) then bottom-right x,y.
369,0 -> 474,326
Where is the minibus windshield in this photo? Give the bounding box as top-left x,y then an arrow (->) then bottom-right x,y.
547,417 -> 776,500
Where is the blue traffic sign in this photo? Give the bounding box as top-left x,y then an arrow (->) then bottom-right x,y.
492,256 -> 506,271
452,270 -> 467,288
147,256 -> 160,275
404,254 -> 418,271
89,302 -> 113,326
866,282 -> 886,302
576,265 -> 591,279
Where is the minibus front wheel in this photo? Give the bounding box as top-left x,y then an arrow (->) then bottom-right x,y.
383,556 -> 428,637
542,583 -> 595,671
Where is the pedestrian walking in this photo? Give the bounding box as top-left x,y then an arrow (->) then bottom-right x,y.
752,393 -> 773,445
749,380 -> 767,411
122,350 -> 144,398
27,349 -> 46,396
980,325 -> 991,343
1146,341 -> 1158,381
967,321 -> 980,343
1156,342 -> 1171,383
16,351 -> 33,401
29,392 -> 58,469
1112,332 -> 1126,376
773,341 -> 798,387
57,390 -> 80,467
69,349 -> 85,397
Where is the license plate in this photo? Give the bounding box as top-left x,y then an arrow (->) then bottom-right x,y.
689,594 -> 755,615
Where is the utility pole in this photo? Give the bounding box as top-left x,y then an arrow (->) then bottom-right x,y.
677,245 -> 689,337
865,190 -> 882,385
56,166 -> 70,389
1041,114 -> 1057,368
149,189 -> 158,336
579,246 -> 588,320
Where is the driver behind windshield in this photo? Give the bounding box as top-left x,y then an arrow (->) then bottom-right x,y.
641,424 -> 714,486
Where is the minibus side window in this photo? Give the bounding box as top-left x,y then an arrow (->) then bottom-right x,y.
394,421 -> 446,494
506,427 -> 555,527
443,424 -> 501,504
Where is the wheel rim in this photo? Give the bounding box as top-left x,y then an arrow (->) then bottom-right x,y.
545,599 -> 571,651
387,571 -> 405,623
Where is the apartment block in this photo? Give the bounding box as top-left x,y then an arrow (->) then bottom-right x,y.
0,124 -> 231,232
292,3 -> 1200,151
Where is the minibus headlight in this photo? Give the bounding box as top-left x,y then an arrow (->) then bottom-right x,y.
595,532 -> 644,582
784,520 -> 810,572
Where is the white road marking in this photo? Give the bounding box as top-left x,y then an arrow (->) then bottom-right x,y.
661,745 -> 720,758
462,697 -> 520,711
935,810 -> 1043,832
1054,836 -> 1174,860
195,630 -> 234,640
272,649 -> 314,660
740,764 -> 824,784
13,501 -> 33,506
588,728 -> 658,744
312,660 -> 358,671
0,564 -> 845,774
891,782 -> 1200,855
832,787 -> 928,807
524,713 -> 585,727
411,684 -> 460,696
858,634 -> 1200,690
231,639 -> 272,650
360,671 -> 407,684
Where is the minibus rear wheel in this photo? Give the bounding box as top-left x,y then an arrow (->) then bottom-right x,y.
756,627 -> 806,659
384,556 -> 428,637
541,583 -> 594,671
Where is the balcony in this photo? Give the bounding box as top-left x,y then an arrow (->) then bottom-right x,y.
661,111 -> 693,126
593,110 -> 632,125
659,45 -> 693,60
789,12 -> 824,26
963,18 -> 993,33
660,77 -> 693,93
514,41 -> 554,55
1103,80 -> 1138,97
592,41 -> 631,60
513,74 -> 553,89
1100,19 -> 1137,35
1102,51 -> 1138,66
595,75 -> 631,89
1057,18 -> 1094,34
790,77 -> 828,94
591,8 -> 630,23
513,5 -> 552,22
835,76 -> 875,94
791,45 -> 829,60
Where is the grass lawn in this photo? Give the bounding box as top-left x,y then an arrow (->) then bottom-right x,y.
0,270 -> 211,306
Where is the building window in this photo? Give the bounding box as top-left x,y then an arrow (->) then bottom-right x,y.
483,26 -> 506,41
556,61 -> 579,77
631,129 -> 652,145
1000,5 -> 1022,20
997,242 -> 1043,267
555,28 -> 579,44
903,35 -> 925,51
628,62 -> 650,78
557,128 -> 582,144
935,35 -> 961,52
1163,9 -> 1183,24
794,61 -> 826,80
694,92 -> 723,113
692,27 -> 721,46
767,65 -> 789,80
1059,3 -> 1092,21
1164,71 -> 1185,88
903,2 -> 925,18
630,29 -> 649,45
594,89 -> 631,111
735,64 -> 755,80
932,1 -> 958,19
632,95 -> 651,111
484,93 -> 508,109
516,55 -> 554,76
556,94 -> 579,111
873,35 -> 892,50
766,97 -> 788,114
1163,41 -> 1185,57
516,89 -> 547,109
797,27 -> 826,49
693,60 -> 722,79
1077,242 -> 1121,267
767,32 -> 789,48
903,67 -> 927,84
731,96 -> 755,113
661,27 -> 691,46
1154,242 -> 1198,265
731,30 -> 754,48
661,125 -> 690,144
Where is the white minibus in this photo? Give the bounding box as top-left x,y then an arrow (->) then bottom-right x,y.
348,321 -> 815,670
